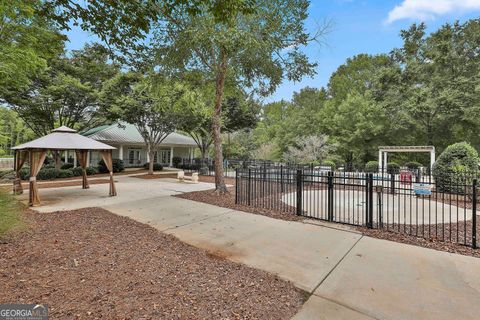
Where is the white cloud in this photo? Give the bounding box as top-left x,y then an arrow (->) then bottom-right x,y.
386,0 -> 480,24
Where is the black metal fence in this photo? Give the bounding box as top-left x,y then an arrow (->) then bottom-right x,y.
235,167 -> 478,248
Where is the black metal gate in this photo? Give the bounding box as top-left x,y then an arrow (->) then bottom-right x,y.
236,167 -> 478,248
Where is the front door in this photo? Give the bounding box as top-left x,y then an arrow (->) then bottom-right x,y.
127,149 -> 141,166
159,149 -> 171,165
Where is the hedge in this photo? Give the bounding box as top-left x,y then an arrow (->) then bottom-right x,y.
98,158 -> 124,173
387,162 -> 400,174
405,161 -> 422,170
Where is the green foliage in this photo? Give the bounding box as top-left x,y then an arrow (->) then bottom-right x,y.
387,162 -> 400,174
405,161 -> 422,170
172,156 -> 182,168
61,163 -> 74,170
98,159 -> 124,173
0,106 -> 35,155
142,163 -> 163,171
0,189 -> 24,237
365,161 -> 379,173
4,43 -> 119,136
322,160 -> 336,168
433,142 -> 479,192
36,168 -> 59,180
71,167 -> 83,176
85,167 -> 97,175
57,169 -> 74,179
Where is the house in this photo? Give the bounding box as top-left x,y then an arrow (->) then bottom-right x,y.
81,122 -> 197,167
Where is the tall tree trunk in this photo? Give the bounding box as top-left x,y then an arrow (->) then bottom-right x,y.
212,55 -> 228,194
148,145 -> 155,175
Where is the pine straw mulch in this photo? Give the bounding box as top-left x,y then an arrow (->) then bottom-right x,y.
0,207 -> 304,319
176,185 -> 480,258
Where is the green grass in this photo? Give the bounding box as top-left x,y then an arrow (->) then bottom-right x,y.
0,188 -> 25,237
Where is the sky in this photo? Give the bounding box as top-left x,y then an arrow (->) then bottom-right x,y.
64,0 -> 480,102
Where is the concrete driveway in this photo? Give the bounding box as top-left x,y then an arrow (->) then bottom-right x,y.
23,176 -> 480,320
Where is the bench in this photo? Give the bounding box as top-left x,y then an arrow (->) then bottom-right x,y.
177,171 -> 199,183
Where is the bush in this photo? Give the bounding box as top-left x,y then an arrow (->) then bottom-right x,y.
322,160 -> 336,169
19,167 -> 30,180
365,161 -> 378,173
86,167 -> 97,175
57,169 -> 74,179
43,163 -> 56,169
387,162 -> 400,174
71,167 -> 84,176
405,161 -> 422,170
36,168 -> 59,180
98,158 -> 124,173
61,163 -> 74,170
143,162 -> 164,171
433,142 -> 480,193
172,156 -> 182,168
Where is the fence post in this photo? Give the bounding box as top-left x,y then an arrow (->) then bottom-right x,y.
247,169 -> 251,206
369,174 -> 374,228
280,165 -> 284,192
296,169 -> 302,216
390,173 -> 395,195
328,171 -> 334,221
473,179 -> 477,249
235,168 -> 239,204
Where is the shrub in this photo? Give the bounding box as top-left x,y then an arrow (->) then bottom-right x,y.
43,163 -> 56,169
172,156 -> 182,168
143,162 -> 163,171
86,167 -> 97,175
36,168 -> 59,180
61,163 -> 74,170
19,167 -> 30,180
387,162 -> 400,174
98,158 -> 124,173
57,169 -> 74,179
322,160 -> 336,169
365,161 -> 378,173
405,161 -> 422,170
433,142 -> 480,193
71,167 -> 84,176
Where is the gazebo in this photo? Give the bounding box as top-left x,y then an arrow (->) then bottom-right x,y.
12,126 -> 117,206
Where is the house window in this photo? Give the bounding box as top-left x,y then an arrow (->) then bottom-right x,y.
153,151 -> 158,163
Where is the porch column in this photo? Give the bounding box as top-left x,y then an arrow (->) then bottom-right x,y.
118,145 -> 124,160
170,147 -> 173,167
146,150 -> 150,163
73,150 -> 77,168
87,151 -> 91,167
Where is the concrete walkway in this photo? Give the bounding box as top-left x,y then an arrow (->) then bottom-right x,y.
24,176 -> 480,320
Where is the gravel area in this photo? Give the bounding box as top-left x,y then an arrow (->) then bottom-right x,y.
0,207 -> 304,319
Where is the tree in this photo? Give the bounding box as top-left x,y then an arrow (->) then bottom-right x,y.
148,0 -> 321,193
0,106 -> 34,155
103,73 -> 197,174
283,135 -> 335,164
4,43 -> 119,136
0,0 -> 65,97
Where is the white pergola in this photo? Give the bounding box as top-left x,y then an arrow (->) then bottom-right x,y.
378,146 -> 435,173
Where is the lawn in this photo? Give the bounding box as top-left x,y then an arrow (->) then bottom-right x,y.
0,188 -> 25,238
